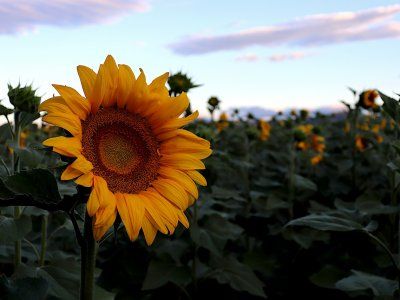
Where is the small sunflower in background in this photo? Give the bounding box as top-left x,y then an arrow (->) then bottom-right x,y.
310,134 -> 325,153
258,119 -> 271,141
355,135 -> 369,151
40,55 -> 212,244
358,89 -> 379,110
311,154 -> 323,165
216,112 -> 229,132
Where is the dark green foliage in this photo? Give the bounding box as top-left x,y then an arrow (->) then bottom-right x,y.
0,95 -> 399,299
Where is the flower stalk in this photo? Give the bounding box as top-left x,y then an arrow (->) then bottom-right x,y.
13,111 -> 21,268
39,214 -> 48,266
80,213 -> 97,300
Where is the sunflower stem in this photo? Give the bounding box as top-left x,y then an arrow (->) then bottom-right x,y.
13,111 -> 22,269
80,213 -> 97,300
39,214 -> 48,266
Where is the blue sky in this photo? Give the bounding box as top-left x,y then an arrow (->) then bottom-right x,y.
0,0 -> 399,116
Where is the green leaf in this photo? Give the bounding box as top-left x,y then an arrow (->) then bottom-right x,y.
190,224 -> 220,254
142,260 -> 191,290
4,169 -> 61,203
210,256 -> 266,298
335,270 -> 399,296
0,274 -> 48,300
380,92 -> 400,123
294,174 -> 317,191
18,112 -> 40,130
355,193 -> 399,215
0,104 -> 13,116
0,215 -> 32,243
286,214 -> 363,231
310,265 -> 346,289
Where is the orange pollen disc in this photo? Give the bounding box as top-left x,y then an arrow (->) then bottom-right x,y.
82,108 -> 160,194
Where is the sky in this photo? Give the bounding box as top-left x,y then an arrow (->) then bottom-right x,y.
0,0 -> 399,117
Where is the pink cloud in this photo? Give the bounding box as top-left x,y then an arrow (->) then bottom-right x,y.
235,53 -> 260,62
169,5 -> 400,55
0,0 -> 151,34
269,51 -> 311,62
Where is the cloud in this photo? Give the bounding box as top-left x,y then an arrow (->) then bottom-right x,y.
169,4 -> 400,55
235,51 -> 312,63
269,51 -> 311,62
235,53 -> 260,62
0,0 -> 150,34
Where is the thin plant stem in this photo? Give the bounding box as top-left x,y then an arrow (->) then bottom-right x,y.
365,231 -> 399,274
191,202 -> 198,295
0,157 -> 10,176
39,215 -> 48,266
13,111 -> 21,268
80,213 -> 97,300
22,238 -> 40,263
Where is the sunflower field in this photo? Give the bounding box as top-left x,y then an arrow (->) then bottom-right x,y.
0,58 -> 399,300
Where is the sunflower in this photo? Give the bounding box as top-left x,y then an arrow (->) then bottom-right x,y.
310,134 -> 325,153
355,135 -> 368,151
259,120 -> 271,141
40,55 -> 212,245
310,154 -> 323,165
358,90 -> 379,109
216,112 -> 229,132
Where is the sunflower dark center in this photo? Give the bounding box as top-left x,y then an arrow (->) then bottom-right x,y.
82,108 -> 160,194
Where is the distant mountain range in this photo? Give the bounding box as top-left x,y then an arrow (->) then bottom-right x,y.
226,105 -> 346,119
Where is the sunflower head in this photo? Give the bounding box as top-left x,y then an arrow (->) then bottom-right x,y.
355,135 -> 368,151
358,90 -> 379,109
216,112 -> 229,132
40,55 -> 211,245
311,134 -> 325,153
258,120 -> 271,141
310,154 -> 323,165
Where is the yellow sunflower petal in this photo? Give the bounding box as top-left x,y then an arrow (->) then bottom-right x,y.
61,165 -> 82,180
42,114 -> 82,137
149,72 -> 169,97
151,178 -> 189,209
177,129 -> 211,147
154,111 -> 199,135
116,193 -> 145,241
52,84 -> 91,120
177,210 -> 189,228
158,167 -> 198,199
91,64 -> 106,114
87,176 -> 112,217
117,64 -> 136,108
70,155 -> 93,173
39,96 -> 70,114
186,170 -> 207,186
126,69 -> 149,113
75,172 -> 94,187
149,93 -> 189,126
141,216 -> 157,245
93,208 -> 117,241
43,136 -> 82,157
142,188 -> 179,230
160,153 -> 205,170
140,194 -> 168,234
101,55 -> 119,108
77,65 -> 96,100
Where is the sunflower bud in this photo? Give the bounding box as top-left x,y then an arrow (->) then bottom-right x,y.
8,83 -> 40,114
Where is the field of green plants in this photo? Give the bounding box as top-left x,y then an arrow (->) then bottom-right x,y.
0,79 -> 399,299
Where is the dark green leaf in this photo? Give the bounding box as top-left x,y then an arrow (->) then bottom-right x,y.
335,270 -> 398,296
4,169 -> 61,203
142,260 -> 191,290
286,214 -> 363,231
210,256 -> 266,298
